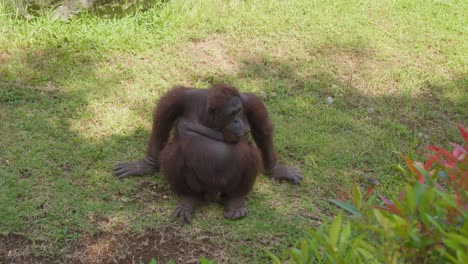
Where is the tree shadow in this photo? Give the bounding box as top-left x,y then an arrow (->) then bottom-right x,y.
0,40 -> 159,259
194,41 -> 466,219
1,27 -> 247,263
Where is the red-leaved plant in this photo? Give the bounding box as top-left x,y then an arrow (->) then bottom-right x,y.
330,125 -> 468,263
274,126 -> 467,264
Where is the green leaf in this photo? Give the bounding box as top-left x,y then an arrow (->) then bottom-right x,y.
339,222 -> 352,245
443,251 -> 461,264
299,240 -> 311,262
405,185 -> 416,214
415,165 -> 432,185
396,164 -> 410,178
330,199 -> 363,216
424,214 -> 444,233
352,184 -> 363,210
373,209 -> 390,231
302,233 -> 323,262
328,213 -> 342,250
413,183 -> 426,206
286,248 -> 304,263
445,233 -> 468,246
356,248 -> 373,260
266,250 -> 281,264
149,258 -> 157,264
200,257 -> 215,264
308,229 -> 327,246
438,170 -> 449,180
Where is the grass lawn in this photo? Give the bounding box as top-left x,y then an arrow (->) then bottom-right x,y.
0,0 -> 466,263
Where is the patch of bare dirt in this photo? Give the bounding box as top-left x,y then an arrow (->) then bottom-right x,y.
185,35 -> 239,73
313,45 -> 401,95
137,180 -> 172,202
0,52 -> 11,65
0,234 -> 49,264
67,226 -> 220,264
325,49 -> 374,89
1,227 -> 223,264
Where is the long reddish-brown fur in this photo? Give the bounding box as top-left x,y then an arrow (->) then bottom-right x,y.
155,84 -> 262,198
114,83 -> 302,222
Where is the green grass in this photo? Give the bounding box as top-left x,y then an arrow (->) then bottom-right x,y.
0,0 -> 467,262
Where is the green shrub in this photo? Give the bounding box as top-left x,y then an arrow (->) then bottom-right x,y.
273,125 -> 467,264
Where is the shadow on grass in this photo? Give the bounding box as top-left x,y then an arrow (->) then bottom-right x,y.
0,43 -> 251,263
0,44 -> 162,262
197,45 -> 466,215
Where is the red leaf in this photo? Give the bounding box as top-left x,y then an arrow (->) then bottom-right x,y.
374,206 -> 393,213
423,154 -> 441,169
418,173 -> 425,184
459,172 -> 468,191
398,189 -> 406,202
458,124 -> 468,142
451,143 -> 467,160
378,194 -> 392,205
427,145 -> 441,151
338,186 -> 348,192
337,191 -> 351,200
378,194 -> 400,214
447,170 -> 457,182
335,186 -> 352,200
399,153 -> 422,182
427,145 -> 457,163
365,186 -> 374,199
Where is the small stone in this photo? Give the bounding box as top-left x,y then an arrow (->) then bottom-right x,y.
367,177 -> 380,186
327,96 -> 334,104
367,107 -> 374,114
